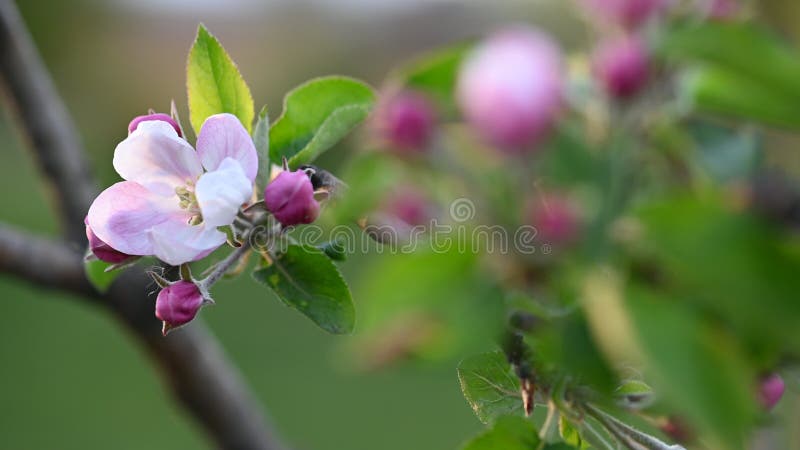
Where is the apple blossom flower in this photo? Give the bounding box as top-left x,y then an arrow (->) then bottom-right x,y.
155,280 -> 206,335
581,0 -> 667,29
373,90 -> 436,153
264,169 -> 319,227
128,113 -> 182,137
86,113 -> 257,266
457,26 -> 564,152
84,216 -> 135,264
592,34 -> 650,98
758,373 -> 785,411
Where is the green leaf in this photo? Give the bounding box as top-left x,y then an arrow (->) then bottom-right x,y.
84,259 -> 121,293
318,239 -> 347,261
662,22 -> 800,99
354,248 -> 504,362
187,24 -> 255,134
626,286 -> 756,450
461,416 -> 539,450
559,416 -> 588,449
681,67 -> 800,129
613,379 -> 654,410
269,76 -> 375,169
634,193 -> 800,352
253,244 -> 354,334
396,43 -> 471,116
457,351 -> 523,424
661,22 -> 800,128
253,105 -> 270,192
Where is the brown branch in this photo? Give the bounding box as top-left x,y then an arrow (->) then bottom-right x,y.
0,0 -> 97,244
0,224 -> 288,450
0,1 -> 289,448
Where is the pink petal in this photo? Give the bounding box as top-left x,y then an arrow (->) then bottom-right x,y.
149,220 -> 226,266
196,113 -> 258,182
113,120 -> 203,197
195,158 -> 253,228
86,181 -> 186,256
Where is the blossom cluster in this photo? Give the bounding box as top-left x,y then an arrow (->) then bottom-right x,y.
85,112 -> 319,334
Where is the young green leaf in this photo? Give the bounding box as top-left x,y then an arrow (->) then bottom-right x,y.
614,379 -> 654,410
187,24 -> 255,134
252,105 -> 270,192
84,259 -> 121,293
269,76 -> 375,169
457,351 -> 523,424
558,416 -> 588,449
461,416 -> 539,450
253,245 -> 354,334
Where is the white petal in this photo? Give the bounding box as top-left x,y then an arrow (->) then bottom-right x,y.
87,181 -> 186,256
149,220 -> 226,265
195,158 -> 253,228
114,120 -> 203,196
196,113 -> 258,182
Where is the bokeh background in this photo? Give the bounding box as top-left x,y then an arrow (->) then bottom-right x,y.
2,1 -> 800,449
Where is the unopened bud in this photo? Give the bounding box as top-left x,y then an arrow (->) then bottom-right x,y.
128,113 -> 183,137
592,34 -> 650,99
374,90 -> 436,153
705,0 -> 739,20
381,187 -> 434,227
264,170 -> 320,227
758,373 -> 785,411
581,0 -> 667,29
527,194 -> 581,245
457,26 -> 564,153
155,280 -> 206,335
659,416 -> 694,444
84,216 -> 135,264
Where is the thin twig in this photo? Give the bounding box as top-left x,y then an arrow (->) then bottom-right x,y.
0,0 -> 97,244
586,403 -> 685,450
585,405 -> 641,450
201,241 -> 251,289
536,400 -> 558,450
0,0 -> 290,446
0,224 -> 288,450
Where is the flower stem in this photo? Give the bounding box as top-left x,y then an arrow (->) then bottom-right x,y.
585,403 -> 686,450
201,241 -> 251,290
536,400 -> 557,450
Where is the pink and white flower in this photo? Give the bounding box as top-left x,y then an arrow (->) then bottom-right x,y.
86,113 -> 257,265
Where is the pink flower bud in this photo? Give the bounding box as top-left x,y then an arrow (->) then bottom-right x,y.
705,0 -> 739,20
374,90 -> 436,153
581,0 -> 667,29
264,170 -> 320,227
381,187 -> 433,227
593,35 -> 650,99
659,416 -> 694,444
84,216 -> 135,264
155,281 -> 204,335
128,113 -> 182,137
758,373 -> 785,411
527,194 -> 581,244
457,26 -> 564,153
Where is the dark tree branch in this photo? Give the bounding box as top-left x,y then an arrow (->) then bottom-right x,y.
0,224 -> 287,450
0,1 -> 289,448
0,0 -> 97,244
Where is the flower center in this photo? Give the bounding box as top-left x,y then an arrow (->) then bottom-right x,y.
175,180 -> 203,225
